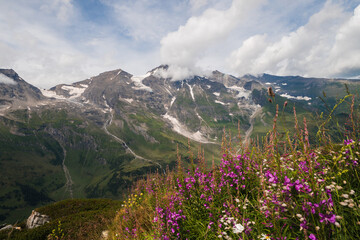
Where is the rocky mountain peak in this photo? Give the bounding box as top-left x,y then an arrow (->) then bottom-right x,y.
0,69 -> 44,108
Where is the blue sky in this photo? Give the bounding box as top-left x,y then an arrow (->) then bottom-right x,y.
0,0 -> 359,88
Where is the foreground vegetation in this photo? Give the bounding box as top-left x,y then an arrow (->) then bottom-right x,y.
110,93 -> 360,239
0,199 -> 122,240
2,90 -> 360,239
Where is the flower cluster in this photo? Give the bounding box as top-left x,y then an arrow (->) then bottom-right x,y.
112,138 -> 360,240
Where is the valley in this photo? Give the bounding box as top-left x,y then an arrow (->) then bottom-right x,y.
0,66 -> 359,225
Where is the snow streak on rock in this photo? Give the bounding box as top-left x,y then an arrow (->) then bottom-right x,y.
215,100 -> 227,105
61,85 -> 87,99
226,85 -> 250,99
170,97 -> 176,108
186,83 -> 195,101
163,113 -> 213,143
131,73 -> 153,92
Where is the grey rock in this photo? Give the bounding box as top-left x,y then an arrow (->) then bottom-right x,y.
0,224 -> 13,231
26,210 -> 51,229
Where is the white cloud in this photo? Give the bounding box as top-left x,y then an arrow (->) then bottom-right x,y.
40,0 -> 75,24
189,0 -> 209,11
0,73 -> 16,85
104,0 -> 189,43
0,0 -> 161,88
0,0 -> 359,89
328,4 -> 360,77
154,65 -> 205,81
228,1 -> 360,78
160,0 -> 265,80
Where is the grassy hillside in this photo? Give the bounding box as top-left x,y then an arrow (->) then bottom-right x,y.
107,93 -> 360,239
0,199 -> 122,240
0,105 -> 223,225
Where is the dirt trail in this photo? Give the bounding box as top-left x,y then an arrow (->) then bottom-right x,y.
60,143 -> 73,199
104,111 -> 163,170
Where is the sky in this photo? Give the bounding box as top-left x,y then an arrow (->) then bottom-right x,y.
0,0 -> 359,88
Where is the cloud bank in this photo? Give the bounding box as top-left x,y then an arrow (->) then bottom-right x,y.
0,0 -> 359,88
160,0 -> 265,80
228,2 -> 360,78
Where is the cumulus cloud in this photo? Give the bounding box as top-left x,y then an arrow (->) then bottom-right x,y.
0,73 -> 16,85
329,4 -> 360,77
228,1 -> 360,78
1,0 -> 359,88
0,0 -> 161,88
160,0 -> 264,80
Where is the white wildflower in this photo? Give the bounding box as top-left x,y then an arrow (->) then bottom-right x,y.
341,194 -> 349,198
232,223 -> 244,234
260,234 -> 271,239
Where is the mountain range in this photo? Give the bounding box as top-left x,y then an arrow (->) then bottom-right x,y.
0,65 -> 359,224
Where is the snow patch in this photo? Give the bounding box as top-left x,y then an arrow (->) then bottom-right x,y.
280,93 -> 312,101
213,92 -> 220,97
0,73 -> 16,85
41,89 -> 67,99
186,83 -> 195,101
163,113 -> 212,143
207,85 -> 211,89
170,97 -> 176,107
61,85 -> 87,99
265,82 -> 271,85
226,86 -> 250,99
165,87 -> 172,95
131,73 -> 153,92
282,83 -> 288,86
124,98 -> 134,104
102,94 -> 111,112
215,100 -> 227,105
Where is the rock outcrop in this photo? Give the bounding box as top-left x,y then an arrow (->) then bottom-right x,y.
0,224 -> 13,231
26,210 -> 51,229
